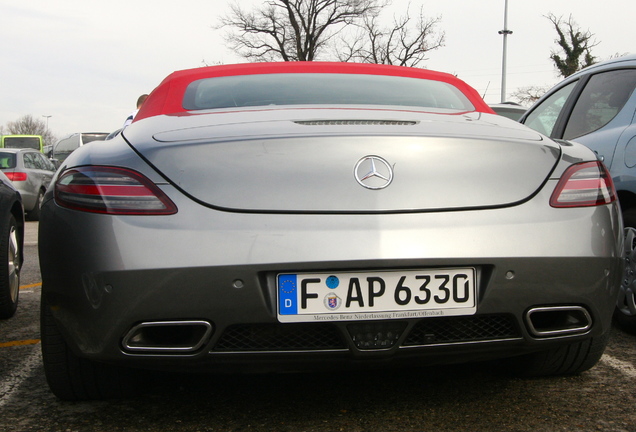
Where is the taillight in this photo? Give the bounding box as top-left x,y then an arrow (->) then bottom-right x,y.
55,166 -> 177,215
550,161 -> 616,208
5,172 -> 27,182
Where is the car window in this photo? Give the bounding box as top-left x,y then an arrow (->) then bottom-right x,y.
524,81 -> 577,136
184,73 -> 476,111
563,69 -> 636,140
54,135 -> 81,163
31,153 -> 41,169
23,153 -> 36,169
55,136 -> 80,153
0,153 -> 16,169
80,133 -> 108,144
39,153 -> 56,171
36,153 -> 55,171
32,153 -> 47,170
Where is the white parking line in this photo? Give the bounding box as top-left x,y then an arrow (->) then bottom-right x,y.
601,354 -> 636,379
0,348 -> 42,409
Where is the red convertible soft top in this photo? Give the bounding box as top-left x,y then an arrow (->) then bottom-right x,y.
135,62 -> 493,121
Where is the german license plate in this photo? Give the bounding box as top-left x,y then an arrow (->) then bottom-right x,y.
277,268 -> 476,323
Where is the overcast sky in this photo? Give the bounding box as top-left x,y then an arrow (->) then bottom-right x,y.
1,0 -> 634,138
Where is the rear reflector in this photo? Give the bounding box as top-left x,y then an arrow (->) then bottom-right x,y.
550,161 -> 616,208
5,172 -> 27,182
55,166 -> 177,215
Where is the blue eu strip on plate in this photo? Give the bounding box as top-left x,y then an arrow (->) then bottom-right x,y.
278,274 -> 298,315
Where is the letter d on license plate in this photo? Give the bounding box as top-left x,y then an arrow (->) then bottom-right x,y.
277,268 -> 476,323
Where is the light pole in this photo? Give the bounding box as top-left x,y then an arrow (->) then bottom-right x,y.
498,0 -> 513,103
42,115 -> 52,132
42,115 -> 52,148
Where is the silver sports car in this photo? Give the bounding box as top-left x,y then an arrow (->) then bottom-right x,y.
39,62 -> 624,401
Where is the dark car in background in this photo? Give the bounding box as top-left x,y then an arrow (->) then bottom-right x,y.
39,62 -> 623,401
0,148 -> 56,221
520,53 -> 636,331
0,171 -> 24,319
51,132 -> 108,167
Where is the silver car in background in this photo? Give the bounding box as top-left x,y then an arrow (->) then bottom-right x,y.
39,62 -> 624,401
0,148 -> 55,220
520,54 -> 636,331
51,132 -> 108,167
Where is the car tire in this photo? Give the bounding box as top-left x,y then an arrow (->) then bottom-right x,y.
26,190 -> 44,221
41,295 -> 145,400
0,215 -> 20,319
507,331 -> 609,377
614,219 -> 636,333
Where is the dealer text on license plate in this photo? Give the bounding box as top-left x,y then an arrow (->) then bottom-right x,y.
277,268 -> 476,322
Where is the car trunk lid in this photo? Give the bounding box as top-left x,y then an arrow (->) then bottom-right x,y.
124,109 -> 559,213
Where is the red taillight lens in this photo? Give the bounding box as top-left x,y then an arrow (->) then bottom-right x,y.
550,161 -> 616,208
55,166 -> 177,215
5,172 -> 27,182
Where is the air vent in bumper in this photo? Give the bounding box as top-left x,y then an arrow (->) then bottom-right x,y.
403,314 -> 520,346
214,323 -> 347,351
213,314 -> 521,353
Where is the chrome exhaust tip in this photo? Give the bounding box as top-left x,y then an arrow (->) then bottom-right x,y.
122,320 -> 213,354
525,306 -> 592,337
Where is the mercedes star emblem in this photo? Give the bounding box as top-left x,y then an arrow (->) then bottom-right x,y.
354,156 -> 394,190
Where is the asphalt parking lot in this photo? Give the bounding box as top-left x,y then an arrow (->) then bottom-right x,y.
1,222 -> 636,431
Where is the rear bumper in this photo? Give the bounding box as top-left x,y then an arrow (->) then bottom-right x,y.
38,185 -> 624,370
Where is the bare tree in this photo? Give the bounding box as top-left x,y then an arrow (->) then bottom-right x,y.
218,0 -> 385,62
510,85 -> 551,106
338,5 -> 444,67
6,115 -> 56,147
546,13 -> 598,77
